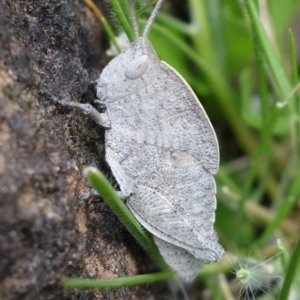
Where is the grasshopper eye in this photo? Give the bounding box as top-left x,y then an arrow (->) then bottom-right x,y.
124,55 -> 150,80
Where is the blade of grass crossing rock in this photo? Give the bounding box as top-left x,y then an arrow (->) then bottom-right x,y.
84,167 -> 171,271
62,272 -> 176,289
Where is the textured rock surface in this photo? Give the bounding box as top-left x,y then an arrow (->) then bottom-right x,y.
0,0 -> 171,299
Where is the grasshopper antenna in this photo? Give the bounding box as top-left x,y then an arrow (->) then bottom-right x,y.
129,0 -> 139,40
142,0 -> 164,38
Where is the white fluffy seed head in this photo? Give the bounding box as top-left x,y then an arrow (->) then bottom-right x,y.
236,268 -> 251,284
232,254 -> 283,300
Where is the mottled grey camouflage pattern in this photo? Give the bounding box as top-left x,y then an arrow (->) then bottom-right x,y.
95,37 -> 224,281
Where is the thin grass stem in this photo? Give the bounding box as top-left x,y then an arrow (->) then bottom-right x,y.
257,168 -> 300,247
62,271 -> 176,289
84,0 -> 121,53
84,167 -> 170,270
279,237 -> 300,300
108,0 -> 134,41
288,29 -> 300,154
244,0 -> 292,99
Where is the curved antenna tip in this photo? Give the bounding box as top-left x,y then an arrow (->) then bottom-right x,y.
129,0 -> 139,40
142,0 -> 164,38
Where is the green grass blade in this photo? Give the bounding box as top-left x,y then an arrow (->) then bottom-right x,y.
188,0 -> 216,65
84,0 -> 121,54
288,29 -> 300,153
136,0 -> 157,18
107,0 -> 134,41
156,12 -> 193,34
277,239 -> 290,270
62,271 -> 176,289
278,237 -> 300,300
288,29 -> 300,112
84,167 -> 170,270
235,104 -> 283,241
257,165 -> 300,247
253,29 -> 270,130
244,0 -> 292,98
100,17 -> 122,54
